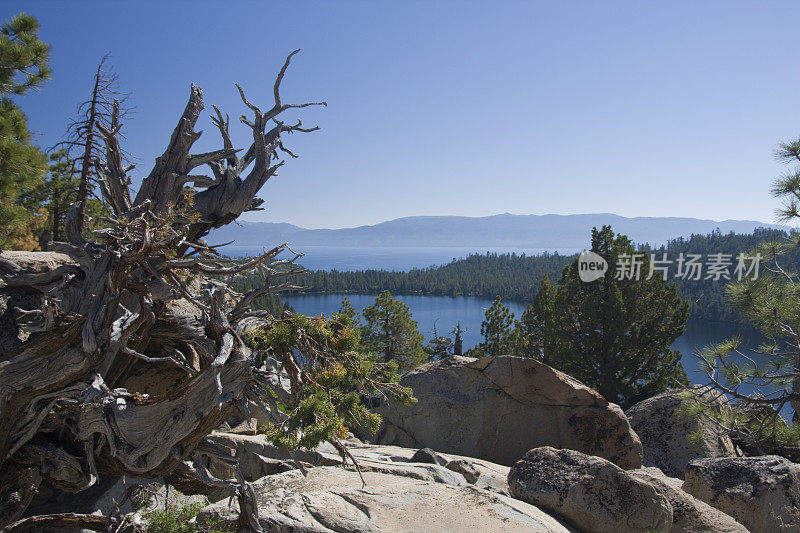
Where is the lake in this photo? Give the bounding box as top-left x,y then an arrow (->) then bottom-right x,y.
224,245 -> 580,271
281,292 -> 758,388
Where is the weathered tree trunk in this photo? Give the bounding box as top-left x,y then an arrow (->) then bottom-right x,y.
74,60 -> 102,232
0,50 -> 324,527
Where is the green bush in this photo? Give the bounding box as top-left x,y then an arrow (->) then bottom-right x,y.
243,302 -> 414,450
142,502 -> 232,533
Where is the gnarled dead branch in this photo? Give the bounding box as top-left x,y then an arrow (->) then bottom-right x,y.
0,50 -> 325,527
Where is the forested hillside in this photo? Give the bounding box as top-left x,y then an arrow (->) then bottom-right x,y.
304,252 -> 573,300
655,228 -> 800,323
230,227 -> 800,324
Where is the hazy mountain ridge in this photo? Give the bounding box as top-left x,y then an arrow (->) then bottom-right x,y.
208,213 -> 790,249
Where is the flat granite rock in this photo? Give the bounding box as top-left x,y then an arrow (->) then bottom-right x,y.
197,465 -> 576,532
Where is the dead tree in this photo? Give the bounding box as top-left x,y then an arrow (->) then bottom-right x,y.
54,55 -> 131,232
0,50 -> 325,528
451,322 -> 466,356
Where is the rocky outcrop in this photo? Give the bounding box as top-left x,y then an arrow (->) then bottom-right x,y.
30,436 -> 518,530
197,465 -> 575,532
683,455 -> 800,532
45,432 -> 751,533
508,447 -> 672,533
0,250 -> 75,274
629,467 -> 747,532
210,433 -> 513,496
374,356 -> 642,469
204,432 -> 341,481
626,389 -> 735,478
339,440 -> 513,495
202,434 -> 747,533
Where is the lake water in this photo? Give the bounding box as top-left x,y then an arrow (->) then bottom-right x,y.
224,245 -> 580,271
282,292 -> 758,388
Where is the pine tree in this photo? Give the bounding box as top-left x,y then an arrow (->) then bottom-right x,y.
361,290 -> 426,371
471,295 -> 518,357
0,13 -> 51,95
518,274 -> 559,364
547,226 -> 689,407
337,297 -> 361,328
690,136 -> 800,457
19,149 -> 112,247
0,13 -> 51,249
18,149 -> 78,245
244,311 -> 414,452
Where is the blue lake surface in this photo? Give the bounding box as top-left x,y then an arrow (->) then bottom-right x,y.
281,292 -> 756,388
283,293 -> 526,349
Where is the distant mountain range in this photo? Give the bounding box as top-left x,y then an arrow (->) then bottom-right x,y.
206,213 -> 791,250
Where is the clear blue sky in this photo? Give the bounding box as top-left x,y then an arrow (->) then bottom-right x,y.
8,1 -> 800,228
